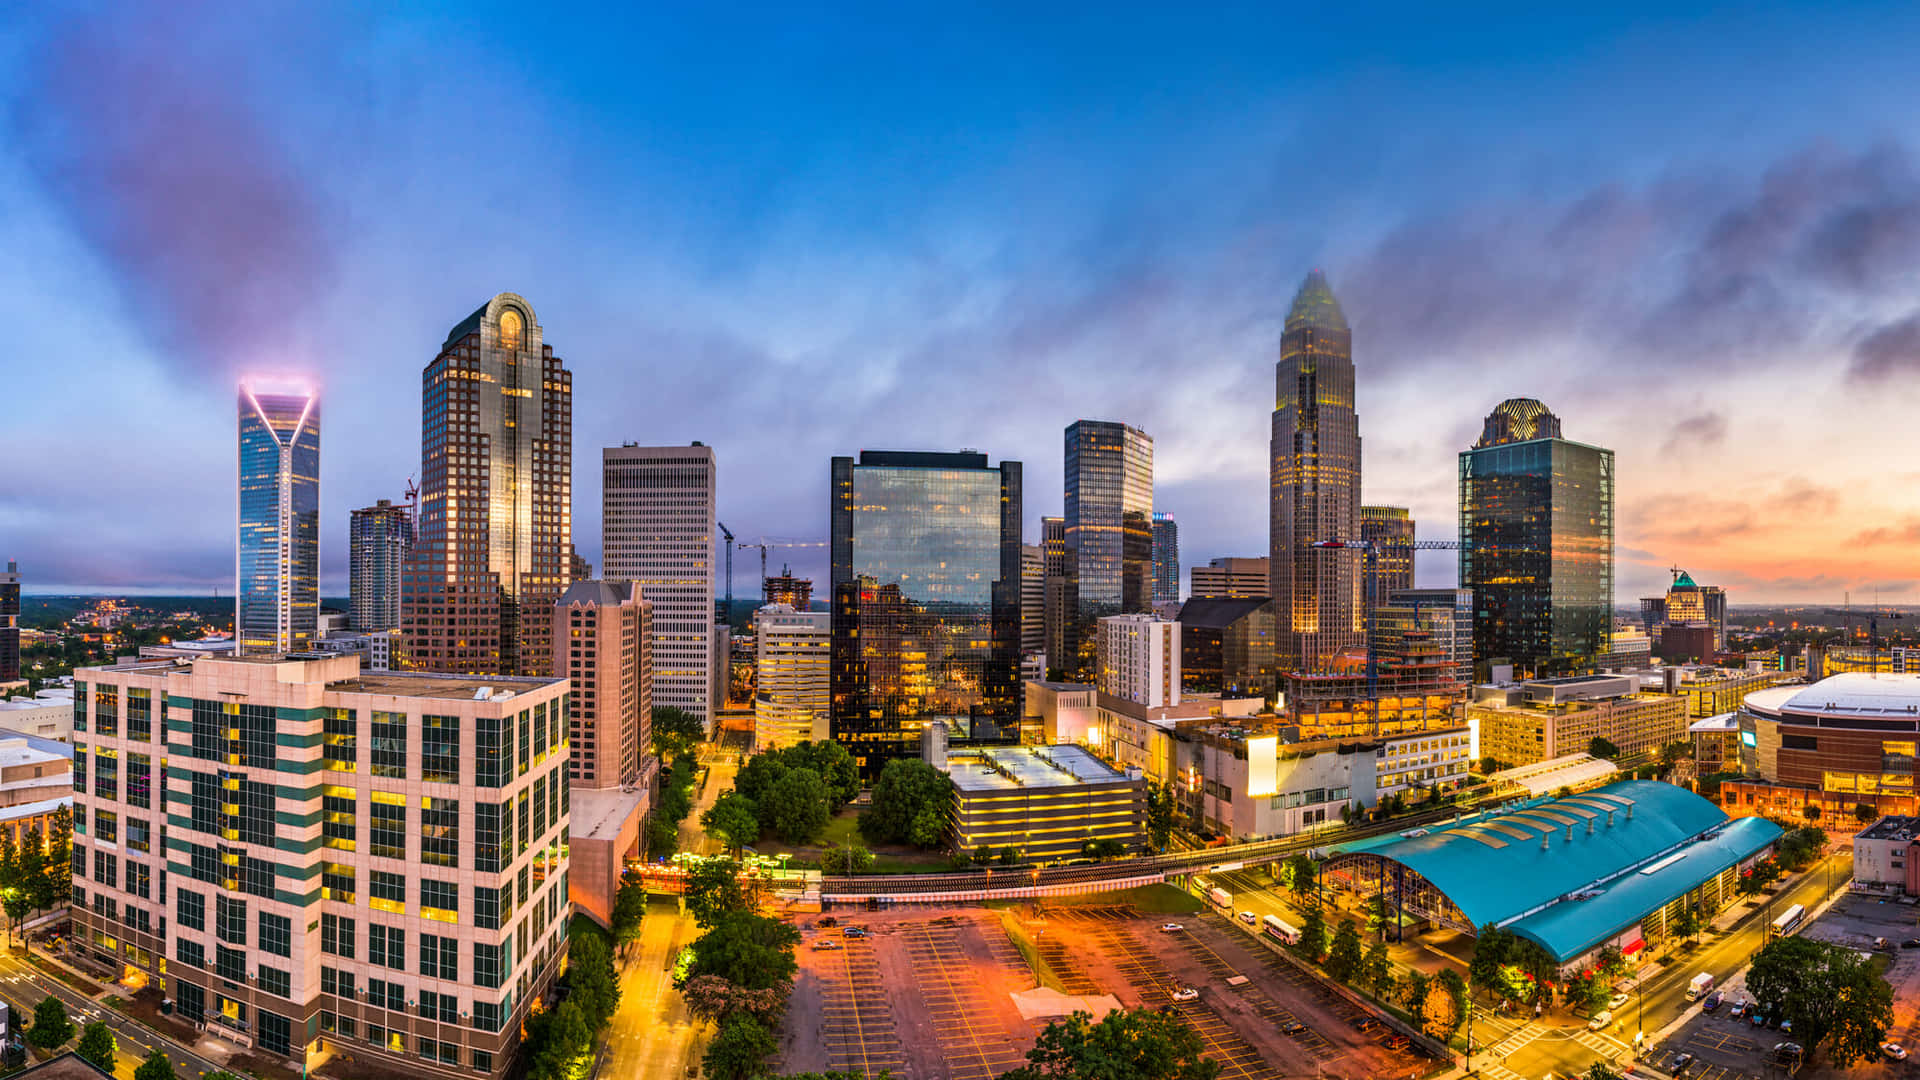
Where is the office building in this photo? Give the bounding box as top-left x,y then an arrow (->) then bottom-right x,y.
402,294 -> 573,677
1458,398 -> 1614,676
1064,420 -> 1154,678
556,581 -> 652,929
1360,506 -> 1415,612
1471,674 -> 1685,767
601,444 -> 718,724
350,500 -> 413,633
1042,517 -> 1069,674
71,653 -> 570,1079
830,450 -> 1021,777
0,560 -> 18,682
568,546 -> 591,583
763,569 -> 811,610
1020,544 -> 1046,660
1176,597 -> 1276,698
754,604 -> 831,750
1024,681 -> 1096,745
1643,570 -> 1728,660
1371,588 -> 1474,690
945,745 -> 1144,863
236,381 -> 320,655
1190,557 -> 1270,600
1097,613 -> 1180,708
1151,513 -> 1180,605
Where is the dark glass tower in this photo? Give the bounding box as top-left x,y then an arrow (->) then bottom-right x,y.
1270,270 -> 1362,673
0,560 -> 18,681
1064,420 -> 1153,679
1458,398 -> 1614,675
1151,512 -> 1180,605
830,450 -> 1022,778
237,381 -> 319,654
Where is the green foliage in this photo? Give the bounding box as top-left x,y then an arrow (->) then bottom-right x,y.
1587,1064 -> 1623,1080
703,1013 -> 777,1080
997,846 -> 1020,866
1588,737 -> 1621,760
686,860 -> 752,928
1399,970 -> 1431,1015
1468,922 -> 1510,998
1297,906 -> 1328,960
1362,940 -> 1392,1000
1856,803 -> 1879,823
1282,854 -> 1316,907
1478,756 -> 1512,775
567,928 -> 622,1031
1670,905 -> 1701,943
1434,969 -> 1469,1037
612,870 -> 647,953
652,706 -> 705,759
1081,838 -> 1127,860
523,1000 -> 592,1080
75,1022 -> 114,1068
1324,919 -> 1364,984
134,1048 -> 179,1080
762,767 -> 831,843
646,815 -> 680,859
1747,935 -> 1894,1066
1365,894 -> 1387,940
28,995 -> 71,1048
820,843 -> 875,874
908,807 -> 947,848
973,844 -> 994,866
860,758 -> 954,848
702,792 -> 762,852
777,741 -> 861,809
1804,802 -> 1822,821
999,1007 -> 1221,1080
1144,782 -> 1176,851
681,975 -> 790,1026
1659,741 -> 1693,766
688,911 -> 801,991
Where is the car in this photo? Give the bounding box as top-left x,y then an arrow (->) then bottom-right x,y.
1773,1042 -> 1804,1063
1352,1017 -> 1382,1033
1238,911 -> 1258,925
813,939 -> 842,950
818,916 -> 838,927
1701,990 -> 1724,1012
1278,1020 -> 1308,1036
1170,987 -> 1199,1002
1159,923 -> 1185,933
843,926 -> 868,938
1607,992 -> 1630,1011
1588,1011 -> 1612,1031
1885,1042 -> 1911,1061
1663,1051 -> 1695,1075
1729,999 -> 1748,1019
1903,938 -> 1920,949
1876,936 -> 1892,951
1384,1034 -> 1410,1050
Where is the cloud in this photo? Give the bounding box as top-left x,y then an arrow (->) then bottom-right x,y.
1660,411 -> 1728,456
1850,313 -> 1920,382
1850,519 -> 1920,546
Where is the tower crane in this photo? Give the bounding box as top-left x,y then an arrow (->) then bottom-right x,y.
736,538 -> 829,603
717,522 -> 735,621
1312,538 -> 1470,698
1822,607 -> 1905,673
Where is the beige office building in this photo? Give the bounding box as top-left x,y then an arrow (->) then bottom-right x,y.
1473,676 -> 1687,767
1189,557 -> 1270,600
557,581 -> 654,929
753,604 -> 830,750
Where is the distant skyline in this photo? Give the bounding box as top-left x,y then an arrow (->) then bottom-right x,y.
7,4 -> 1920,603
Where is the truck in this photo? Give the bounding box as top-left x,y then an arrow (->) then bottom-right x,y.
1687,973 -> 1714,1001
1208,887 -> 1233,910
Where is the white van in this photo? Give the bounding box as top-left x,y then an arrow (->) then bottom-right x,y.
1686,973 -> 1714,1001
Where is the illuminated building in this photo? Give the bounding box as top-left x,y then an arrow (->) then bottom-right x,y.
1097,613 -> 1180,708
237,380 -> 320,655
1064,420 -> 1154,678
1360,505 -> 1415,613
556,580 -> 652,929
945,744 -> 1143,863
601,444 -> 718,724
1189,557 -> 1269,599
754,603 -> 830,750
1270,270 -> 1362,673
1041,517 -> 1069,675
1371,587 -> 1474,689
0,559 -> 18,682
1643,570 -> 1728,660
1151,512 -> 1180,605
763,568 -> 811,609
1177,597 -> 1276,698
1728,674 -> 1920,818
402,294 -> 572,677
72,652 -> 570,1079
1458,398 -> 1613,676
349,500 -> 413,633
1471,674 -> 1684,767
830,450 -> 1022,777
1020,544 -> 1045,660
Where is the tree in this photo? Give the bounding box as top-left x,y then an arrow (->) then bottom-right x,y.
1479,756 -> 1511,775
998,846 -> 1021,866
820,843 -> 875,874
1297,906 -> 1328,960
701,792 -> 762,853
1671,905 -> 1701,944
1366,894 -> 1388,940
681,975 -> 789,1025
1000,1007 -> 1221,1080
1283,854 -> 1317,908
1325,919 -> 1364,984
612,871 -> 647,955
1856,803 -> 1878,823
703,1013 -> 777,1080
860,758 -> 954,847
567,930 -> 622,1031
686,860 -> 752,928
523,1000 -> 592,1080
1400,970 -> 1431,1015
1467,923 -> 1511,1001
1430,969 -> 1468,1039
687,911 -> 801,991
1082,839 -> 1126,860
76,1022 -> 115,1069
2,890 -> 29,946
1587,1064 -> 1623,1080
134,1048 -> 179,1080
760,767 -> 831,843
781,741 -> 861,810
28,996 -> 71,1048
973,844 -> 994,866
1588,737 -> 1620,760
909,807 -> 947,849
646,816 -> 680,859
1804,802 -> 1823,821
652,706 -> 705,758
1747,936 -> 1894,1066
1145,783 -> 1177,851
1659,741 -> 1693,766
1362,940 -> 1393,1000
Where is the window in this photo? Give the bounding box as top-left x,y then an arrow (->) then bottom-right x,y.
517,709 -> 531,776
94,684 -> 119,737
369,924 -> 404,970
323,788 -> 357,852
368,977 -> 404,1012
176,981 -> 205,1024
533,700 -> 548,761
324,708 -> 357,772
73,747 -> 85,793
476,802 -> 504,874
474,885 -> 501,931
127,687 -> 152,741
371,794 -> 406,860
322,863 -> 356,903
258,1010 -> 291,1056
177,888 -> 206,931
472,1051 -> 493,1074
532,776 -> 547,840
476,714 -> 506,787
190,700 -> 222,760
321,967 -> 339,995
92,850 -> 117,889
74,682 -> 88,733
216,895 -> 247,945
474,941 -> 506,989
421,879 -> 458,922
517,789 -> 529,854
127,754 -> 152,810
188,843 -> 218,884
93,809 -> 117,844
93,749 -> 118,801
242,853 -> 275,899
260,912 -> 292,957
472,1000 -> 502,1032
126,860 -> 151,900
238,704 -> 276,768
191,771 -> 221,835
258,965 -> 290,999
336,1015 -> 356,1040
321,914 -> 355,959
420,932 -> 457,980
371,871 -> 406,913
176,938 -> 204,970
1783,733 -> 1818,751
372,711 -> 407,779
214,944 -> 245,983
421,798 -> 458,868
423,714 -> 459,784
237,780 -> 276,847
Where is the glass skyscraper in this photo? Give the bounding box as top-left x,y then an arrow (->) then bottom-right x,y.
1458,398 -> 1614,676
237,380 -> 319,654
1270,270 -> 1362,673
1064,420 -> 1153,679
830,450 -> 1022,777
1360,505 -> 1416,612
349,499 -> 414,631
1151,512 -> 1180,605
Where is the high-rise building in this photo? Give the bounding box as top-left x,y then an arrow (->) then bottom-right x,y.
829,450 -> 1021,777
237,380 -> 320,654
601,444 -> 717,724
1098,613 -> 1181,708
568,545 -> 592,582
763,568 -> 812,609
402,294 -> 572,677
1021,544 -> 1046,659
754,603 -> 831,750
1270,270 -> 1362,673
1151,512 -> 1180,605
1459,398 -> 1614,675
1360,506 -> 1415,612
1064,421 -> 1154,679
349,500 -> 413,633
1190,557 -> 1271,600
72,652 -> 571,1079
1651,570 -> 1728,653
1042,517 -> 1069,673
556,581 -> 652,928
0,560 -> 18,682
1371,587 -> 1474,690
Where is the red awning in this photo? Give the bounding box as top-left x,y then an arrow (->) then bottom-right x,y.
1621,938 -> 1646,956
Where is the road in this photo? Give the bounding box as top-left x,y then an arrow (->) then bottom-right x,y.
677,743 -> 740,858
594,908 -> 706,1080
0,950 -> 226,1080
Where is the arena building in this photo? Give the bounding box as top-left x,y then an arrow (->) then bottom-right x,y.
1725,673 -> 1920,818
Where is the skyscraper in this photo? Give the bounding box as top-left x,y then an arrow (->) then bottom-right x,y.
1042,516 -> 1069,674
1360,505 -> 1416,612
0,560 -> 18,681
830,450 -> 1021,777
754,603 -> 831,750
1064,420 -> 1153,679
1021,544 -> 1046,659
601,444 -> 718,724
1270,270 -> 1362,673
556,581 -> 653,929
1459,398 -> 1614,675
237,380 -> 319,654
349,499 -> 413,632
1151,512 -> 1180,605
401,293 -> 572,677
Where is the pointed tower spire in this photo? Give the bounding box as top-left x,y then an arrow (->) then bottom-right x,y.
1286,268 -> 1349,332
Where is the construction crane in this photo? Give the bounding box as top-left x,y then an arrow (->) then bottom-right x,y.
717,522 -> 735,621
736,538 -> 829,603
1822,607 -> 1906,672
1311,538 -> 1469,698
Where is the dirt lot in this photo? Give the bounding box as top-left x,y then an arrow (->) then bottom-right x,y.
780,904 -> 1438,1080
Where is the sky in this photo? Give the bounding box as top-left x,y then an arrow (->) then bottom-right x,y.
4,2 -> 1920,605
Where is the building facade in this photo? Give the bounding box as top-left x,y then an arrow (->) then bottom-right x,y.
829,451 -> 1022,777
1371,588 -> 1475,690
1270,271 -> 1362,674
1458,399 -> 1614,676
1063,420 -> 1154,679
0,560 -> 18,683
1096,614 -> 1180,708
754,604 -> 831,751
1041,517 -> 1069,674
1190,557 -> 1270,600
1020,544 -> 1046,661
350,500 -> 414,633
237,382 -> 320,655
401,294 -> 573,677
1472,677 -> 1685,767
601,444 -> 718,724
1151,513 -> 1180,606
1730,675 -> 1920,818
72,654 -> 571,1079
555,582 -> 652,929
946,745 -> 1144,863
1359,506 -> 1415,613
762,570 -> 812,610
1176,597 -> 1276,698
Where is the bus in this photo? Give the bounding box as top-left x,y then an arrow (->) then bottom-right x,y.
1770,903 -> 1805,939
1263,914 -> 1301,945
1208,886 -> 1234,911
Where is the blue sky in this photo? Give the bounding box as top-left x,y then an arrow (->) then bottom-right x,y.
5,2 -> 1920,603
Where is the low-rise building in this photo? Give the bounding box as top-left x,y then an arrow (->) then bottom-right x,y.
1025,681 -> 1095,745
0,688 -> 75,741
1472,675 -> 1687,767
946,745 -> 1145,863
1853,815 -> 1920,892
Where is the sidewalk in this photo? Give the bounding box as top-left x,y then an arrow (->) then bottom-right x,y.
24,942 -> 247,1072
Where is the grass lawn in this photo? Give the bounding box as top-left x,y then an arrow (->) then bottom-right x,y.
754,807 -> 955,873
1045,884 -> 1204,914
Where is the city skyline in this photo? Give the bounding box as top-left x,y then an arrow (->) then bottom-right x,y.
10,5 -> 1920,604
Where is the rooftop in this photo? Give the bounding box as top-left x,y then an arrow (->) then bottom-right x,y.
1758,673 -> 1920,716
569,786 -> 649,842
327,671 -> 565,700
1859,815 -> 1920,841
949,744 -> 1131,792
1486,753 -> 1619,796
